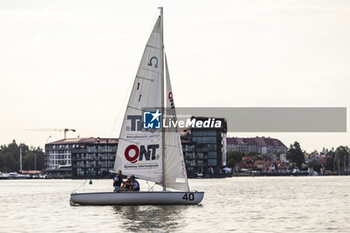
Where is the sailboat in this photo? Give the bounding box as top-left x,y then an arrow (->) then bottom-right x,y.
70,8 -> 204,205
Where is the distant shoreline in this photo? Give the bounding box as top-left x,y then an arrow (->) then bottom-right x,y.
1,174 -> 349,180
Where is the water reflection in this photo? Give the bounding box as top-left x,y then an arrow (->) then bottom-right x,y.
113,205 -> 189,232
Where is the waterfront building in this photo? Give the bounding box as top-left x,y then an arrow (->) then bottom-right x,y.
45,137 -> 118,178
71,138 -> 118,178
45,139 -> 77,170
227,137 -> 287,155
238,157 -> 290,173
181,117 -> 227,177
280,153 -> 287,163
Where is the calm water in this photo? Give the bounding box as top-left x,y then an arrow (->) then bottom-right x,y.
0,176 -> 349,232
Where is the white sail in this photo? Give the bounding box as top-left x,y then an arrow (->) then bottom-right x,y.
114,16 -> 163,183
164,55 -> 190,192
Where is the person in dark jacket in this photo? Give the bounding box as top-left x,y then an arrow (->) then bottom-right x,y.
123,177 -> 133,190
130,175 -> 140,191
113,170 -> 124,192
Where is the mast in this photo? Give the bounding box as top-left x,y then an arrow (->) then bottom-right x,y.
20,148 -> 22,172
159,7 -> 166,191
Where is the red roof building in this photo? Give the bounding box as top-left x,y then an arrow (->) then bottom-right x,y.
227,136 -> 287,155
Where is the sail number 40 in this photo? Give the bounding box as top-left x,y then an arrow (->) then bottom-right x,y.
182,193 -> 194,201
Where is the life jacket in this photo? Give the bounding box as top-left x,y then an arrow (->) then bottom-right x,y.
133,180 -> 140,191
114,176 -> 122,187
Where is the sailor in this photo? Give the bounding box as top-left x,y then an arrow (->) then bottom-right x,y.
123,177 -> 133,190
130,175 -> 140,192
113,170 -> 124,192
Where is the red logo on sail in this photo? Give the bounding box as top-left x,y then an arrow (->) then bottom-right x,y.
125,145 -> 139,164
168,92 -> 174,109
124,144 -> 160,163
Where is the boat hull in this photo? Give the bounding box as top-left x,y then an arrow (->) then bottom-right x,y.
70,191 -> 204,205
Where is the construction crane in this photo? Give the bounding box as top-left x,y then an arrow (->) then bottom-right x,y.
24,128 -> 76,139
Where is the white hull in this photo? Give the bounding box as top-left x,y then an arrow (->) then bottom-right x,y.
70,191 -> 204,205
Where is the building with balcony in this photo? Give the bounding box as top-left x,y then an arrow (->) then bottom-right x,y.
181,117 -> 227,177
71,139 -> 118,178
45,137 -> 118,178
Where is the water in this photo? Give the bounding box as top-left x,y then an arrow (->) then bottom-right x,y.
0,176 -> 349,232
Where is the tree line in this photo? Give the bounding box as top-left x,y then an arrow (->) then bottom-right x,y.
0,140 -> 45,172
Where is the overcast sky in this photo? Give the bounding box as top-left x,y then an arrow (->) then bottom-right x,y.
1,0 -> 349,152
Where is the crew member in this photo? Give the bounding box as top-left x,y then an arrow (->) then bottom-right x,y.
113,170 -> 124,192
123,177 -> 133,190
130,175 -> 140,191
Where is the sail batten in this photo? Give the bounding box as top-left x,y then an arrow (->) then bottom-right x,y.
126,106 -> 143,111
140,68 -> 161,74
136,76 -> 154,82
146,45 -> 161,50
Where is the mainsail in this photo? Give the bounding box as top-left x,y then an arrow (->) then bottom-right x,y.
164,55 -> 190,191
114,16 -> 163,182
